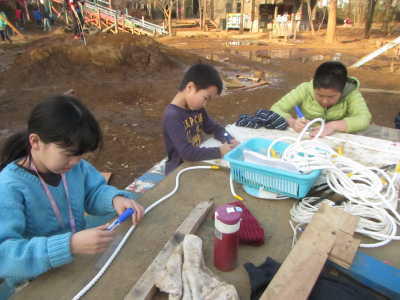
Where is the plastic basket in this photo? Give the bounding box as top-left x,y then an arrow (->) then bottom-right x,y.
224,137 -> 321,199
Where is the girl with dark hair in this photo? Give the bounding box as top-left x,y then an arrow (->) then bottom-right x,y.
0,95 -> 144,298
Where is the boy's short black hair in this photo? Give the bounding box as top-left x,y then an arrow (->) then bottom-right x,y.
178,63 -> 223,95
313,61 -> 348,92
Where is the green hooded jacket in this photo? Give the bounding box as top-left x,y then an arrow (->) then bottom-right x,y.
0,12 -> 8,30
271,77 -> 372,133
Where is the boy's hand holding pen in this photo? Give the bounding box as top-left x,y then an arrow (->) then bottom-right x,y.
289,105 -> 309,133
220,132 -> 239,156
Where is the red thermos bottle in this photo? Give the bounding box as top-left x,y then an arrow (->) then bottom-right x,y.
214,204 -> 242,271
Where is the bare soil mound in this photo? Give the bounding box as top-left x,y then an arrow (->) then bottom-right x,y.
16,33 -> 181,75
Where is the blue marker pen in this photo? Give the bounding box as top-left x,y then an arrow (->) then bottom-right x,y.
294,106 -> 305,119
224,132 -> 232,144
107,208 -> 135,231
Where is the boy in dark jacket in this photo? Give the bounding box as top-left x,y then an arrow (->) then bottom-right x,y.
163,64 -> 238,175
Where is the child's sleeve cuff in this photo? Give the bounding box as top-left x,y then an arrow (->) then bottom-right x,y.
47,232 -> 73,268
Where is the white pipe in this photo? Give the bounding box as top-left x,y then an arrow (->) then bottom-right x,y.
72,165 -> 217,300
350,36 -> 400,68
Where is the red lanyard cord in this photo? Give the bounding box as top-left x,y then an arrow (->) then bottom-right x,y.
30,161 -> 77,233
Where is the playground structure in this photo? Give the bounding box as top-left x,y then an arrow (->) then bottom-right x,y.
52,0 -> 168,36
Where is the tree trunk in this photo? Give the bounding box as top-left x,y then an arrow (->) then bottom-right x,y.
148,1 -> 153,19
325,0 -> 337,43
251,0 -> 255,21
306,0 -> 314,34
347,0 -> 352,19
318,6 -> 326,31
199,0 -> 203,29
168,1 -> 173,36
250,0 -> 256,32
239,0 -> 244,33
364,0 -> 376,39
202,0 -> 207,30
382,0 -> 394,35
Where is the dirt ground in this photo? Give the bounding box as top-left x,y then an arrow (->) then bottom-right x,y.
2,23 -> 400,299
1,24 -> 400,190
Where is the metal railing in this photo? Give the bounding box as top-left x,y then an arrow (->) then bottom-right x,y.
85,0 -> 168,35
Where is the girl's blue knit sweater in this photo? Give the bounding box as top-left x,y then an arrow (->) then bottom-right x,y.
0,159 -> 133,285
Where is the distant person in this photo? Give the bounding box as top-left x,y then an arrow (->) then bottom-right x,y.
32,7 -> 43,26
0,96 -> 144,299
66,0 -> 85,39
15,7 -> 24,29
271,61 -> 372,137
344,17 -> 353,26
163,63 -> 239,175
40,0 -> 52,31
0,11 -> 11,43
16,0 -> 28,25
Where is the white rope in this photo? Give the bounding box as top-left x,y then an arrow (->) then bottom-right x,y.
72,165 -> 217,300
244,118 -> 400,248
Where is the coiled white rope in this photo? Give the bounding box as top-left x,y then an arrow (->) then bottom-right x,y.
262,118 -> 400,248
72,165 -> 218,300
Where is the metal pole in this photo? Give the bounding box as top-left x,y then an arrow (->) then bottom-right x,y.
350,36 -> 400,68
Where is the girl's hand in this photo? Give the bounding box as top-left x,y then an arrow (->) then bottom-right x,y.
70,224 -> 115,254
112,196 -> 144,225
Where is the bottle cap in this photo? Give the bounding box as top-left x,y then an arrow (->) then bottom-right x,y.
215,204 -> 242,225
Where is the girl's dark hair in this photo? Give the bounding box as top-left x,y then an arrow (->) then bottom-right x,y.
178,63 -> 223,95
0,95 -> 102,171
313,61 -> 348,92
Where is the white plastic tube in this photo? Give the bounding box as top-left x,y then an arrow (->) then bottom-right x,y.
72,165 -> 217,300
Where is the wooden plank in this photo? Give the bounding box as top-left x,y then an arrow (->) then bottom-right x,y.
317,204 -> 358,234
323,206 -> 360,268
329,231 -> 361,269
261,204 -> 360,300
124,200 -> 214,300
306,205 -> 360,268
262,250 -> 329,300
337,211 -> 359,235
260,205 -> 338,300
360,88 -> 400,95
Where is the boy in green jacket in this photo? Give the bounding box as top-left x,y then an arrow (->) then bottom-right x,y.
0,11 -> 11,43
271,61 -> 371,137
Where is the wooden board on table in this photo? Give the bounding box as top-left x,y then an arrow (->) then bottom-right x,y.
124,200 -> 214,300
260,204 -> 360,300
330,230 -> 361,269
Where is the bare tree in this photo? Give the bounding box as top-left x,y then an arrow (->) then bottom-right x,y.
382,0 -> 397,35
155,0 -> 176,35
364,0 -> 377,38
353,0 -> 366,25
306,0 -> 315,34
239,0 -> 244,33
199,0 -> 205,30
325,0 -> 337,43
